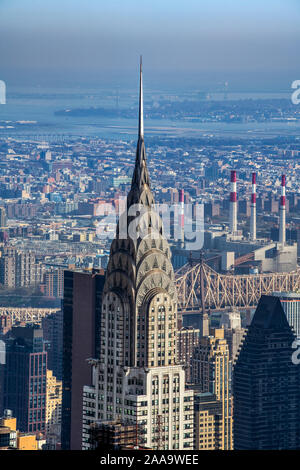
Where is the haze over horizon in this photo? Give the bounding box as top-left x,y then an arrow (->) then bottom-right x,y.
0,0 -> 300,91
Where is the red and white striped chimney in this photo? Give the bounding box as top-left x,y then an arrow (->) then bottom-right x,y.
279,174 -> 286,245
250,172 -> 256,240
229,170 -> 237,233
179,189 -> 184,248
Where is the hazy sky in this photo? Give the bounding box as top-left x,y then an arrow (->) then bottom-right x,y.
0,0 -> 300,89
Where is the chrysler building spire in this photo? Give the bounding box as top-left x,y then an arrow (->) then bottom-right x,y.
130,56 -> 150,201
82,60 -> 194,451
138,55 -> 144,139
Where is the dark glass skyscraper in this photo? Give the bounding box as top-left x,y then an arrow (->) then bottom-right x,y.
233,295 -> 300,449
61,269 -> 105,450
3,326 -> 47,434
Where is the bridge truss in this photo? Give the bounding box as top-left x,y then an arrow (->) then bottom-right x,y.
0,307 -> 60,324
175,261 -> 300,312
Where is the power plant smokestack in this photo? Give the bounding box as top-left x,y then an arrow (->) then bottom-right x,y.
179,189 -> 184,248
250,172 -> 257,240
229,170 -> 237,234
279,174 -> 286,246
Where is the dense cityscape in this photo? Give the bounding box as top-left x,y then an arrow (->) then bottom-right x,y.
1,0 -> 300,459
0,61 -> 299,452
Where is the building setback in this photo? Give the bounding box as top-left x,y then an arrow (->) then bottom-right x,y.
233,295 -> 300,449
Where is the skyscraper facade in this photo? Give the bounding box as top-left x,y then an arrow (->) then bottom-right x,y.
0,207 -> 6,228
46,369 -> 62,448
193,391 -> 223,450
44,268 -> 64,299
177,327 -> 200,383
3,326 -> 47,434
82,60 -> 194,451
233,295 -> 300,449
42,309 -> 63,381
190,328 -> 233,450
62,268 -> 105,450
0,247 -> 43,288
271,291 -> 300,338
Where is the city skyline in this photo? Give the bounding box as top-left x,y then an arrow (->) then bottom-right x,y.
0,0 -> 300,456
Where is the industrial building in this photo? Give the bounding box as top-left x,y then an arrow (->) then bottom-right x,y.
204,172 -> 298,274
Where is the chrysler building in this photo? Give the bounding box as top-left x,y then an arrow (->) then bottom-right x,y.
82,59 -> 194,450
